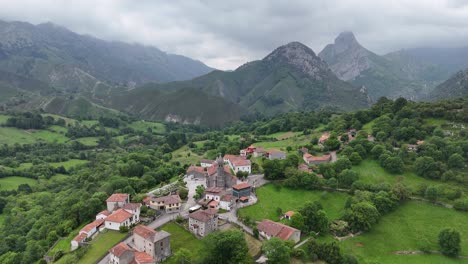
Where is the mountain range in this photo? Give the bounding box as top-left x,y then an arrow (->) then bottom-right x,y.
0,20 -> 467,126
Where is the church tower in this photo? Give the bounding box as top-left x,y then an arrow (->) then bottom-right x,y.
215,156 -> 225,187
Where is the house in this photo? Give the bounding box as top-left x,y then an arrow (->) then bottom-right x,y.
224,155 -> 251,174
303,153 -> 331,165
267,149 -> 286,160
219,194 -> 235,211
232,182 -> 252,198
106,193 -> 130,212
186,165 -> 207,180
149,194 -> 182,213
318,133 -> 330,145
240,145 -> 257,157
189,209 -> 219,237
109,242 -> 156,264
282,211 -> 295,220
348,129 -> 357,141
71,233 -> 87,251
96,210 -> 111,220
105,209 -> 136,231
208,200 -> 219,209
200,159 -> 215,168
257,219 -> 301,243
299,147 -> 309,155
133,225 -> 171,262
122,203 -> 141,222
80,219 -> 105,238
206,157 -> 237,188
253,147 -> 266,158
204,187 -> 225,202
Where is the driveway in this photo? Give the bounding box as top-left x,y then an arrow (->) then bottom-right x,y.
247,174 -> 268,188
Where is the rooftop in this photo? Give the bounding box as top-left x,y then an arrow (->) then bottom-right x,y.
134,251 -> 155,264
205,186 -> 225,193
257,219 -> 299,241
109,242 -> 132,257
72,232 -> 87,243
152,194 -> 181,204
106,193 -> 129,203
105,208 -> 133,223
189,209 -> 218,222
233,182 -> 252,190
122,203 -> 141,211
97,210 -> 111,217
81,219 -> 105,233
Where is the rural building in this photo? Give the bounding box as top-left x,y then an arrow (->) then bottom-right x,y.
105,208 -> 136,231
109,242 -> 156,264
298,164 -> 312,173
257,219 -> 301,243
149,194 -> 182,213
133,225 -> 171,262
200,159 -> 214,168
96,210 -> 111,220
303,153 -> 331,165
106,193 -> 130,212
240,145 -> 257,156
253,147 -> 266,157
267,149 -> 286,160
186,165 -> 207,179
232,182 -> 252,198
219,194 -> 235,211
282,211 -> 295,220
71,233 -> 87,251
204,186 -> 225,202
318,133 -> 330,145
189,209 -> 218,237
224,154 -> 251,174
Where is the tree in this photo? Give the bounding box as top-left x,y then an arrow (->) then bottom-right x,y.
349,152 -> 362,165
325,138 -> 341,151
382,156 -> 404,174
344,202 -> 380,232
262,237 -> 291,264
337,169 -> 359,187
202,230 -> 250,264
370,144 -> 386,159
193,185 -> 205,199
415,156 -> 440,179
289,212 -> 305,231
438,229 -> 461,257
425,186 -> 438,202
299,202 -> 329,234
334,158 -> 352,173
253,227 -> 259,239
178,188 -> 189,200
448,153 -> 464,169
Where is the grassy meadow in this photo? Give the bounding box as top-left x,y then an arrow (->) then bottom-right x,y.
0,176 -> 37,191
160,222 -> 205,264
129,121 -> 166,134
238,184 -> 349,221
340,201 -> 468,264
75,231 -> 126,264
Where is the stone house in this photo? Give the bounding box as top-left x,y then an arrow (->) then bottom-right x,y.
149,194 -> 182,213
108,242 -> 156,264
188,209 -> 218,237
105,208 -> 135,231
133,225 -> 171,263
106,193 -> 130,212
267,149 -> 286,160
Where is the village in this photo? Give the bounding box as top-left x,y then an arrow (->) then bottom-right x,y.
65,130 -> 379,264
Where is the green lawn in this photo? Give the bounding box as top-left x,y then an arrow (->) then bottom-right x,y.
81,120 -> 99,127
0,176 -> 37,191
49,125 -> 68,134
31,130 -> 69,143
340,201 -> 468,264
353,159 -> 462,194
424,118 -> 449,126
42,114 -> 78,126
0,127 -> 37,145
74,137 -> 99,147
76,231 -> 127,264
264,131 -> 302,140
238,184 -> 349,221
49,159 -> 88,170
171,145 -> 204,165
129,121 -> 166,134
160,222 -> 205,264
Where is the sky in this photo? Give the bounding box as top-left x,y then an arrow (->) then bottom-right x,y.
1,0 -> 468,70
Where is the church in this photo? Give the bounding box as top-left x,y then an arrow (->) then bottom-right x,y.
206,156 -> 237,188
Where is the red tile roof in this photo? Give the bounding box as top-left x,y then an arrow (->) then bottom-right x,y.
142,196 -> 151,204
205,187 -> 225,193
208,200 -> 219,207
189,209 -> 217,222
122,203 -> 141,211
284,211 -> 295,217
109,242 -> 132,257
221,194 -> 235,202
232,159 -> 251,167
133,225 -> 156,240
319,133 -> 330,142
239,196 -> 249,201
96,210 -> 111,217
152,194 -> 181,205
134,251 -> 155,264
200,159 -> 215,164
187,166 -> 206,174
105,209 -> 133,223
72,232 -> 87,243
106,193 -> 129,203
232,182 -> 252,190
257,219 -> 299,241
304,153 -> 331,162
81,219 -> 105,233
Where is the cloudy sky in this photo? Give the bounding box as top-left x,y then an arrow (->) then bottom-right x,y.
1,0 -> 468,70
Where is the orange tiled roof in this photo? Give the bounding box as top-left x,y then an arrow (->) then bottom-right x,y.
257,219 -> 299,241
133,225 -> 156,240
109,242 -> 132,257
97,210 -> 111,217
189,209 -> 217,222
284,211 -> 295,217
72,232 -> 87,243
81,219 -> 105,233
105,208 -> 133,223
134,251 -> 155,264
106,193 -> 129,202
232,182 -> 252,190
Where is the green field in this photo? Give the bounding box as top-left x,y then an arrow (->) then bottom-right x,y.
42,114 -> 78,126
341,201 -> 468,264
49,125 -> 68,134
171,145 -> 204,165
424,118 -> 449,126
76,231 -> 126,264
31,130 -> 69,143
238,184 -> 349,221
81,120 -> 99,127
50,159 -> 89,170
129,121 -> 166,134
353,159 -> 462,195
362,120 -> 376,134
0,176 -> 37,191
160,222 -> 205,264
74,137 -> 99,146
0,127 -> 37,144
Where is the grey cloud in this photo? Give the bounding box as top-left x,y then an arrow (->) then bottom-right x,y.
0,0 -> 467,69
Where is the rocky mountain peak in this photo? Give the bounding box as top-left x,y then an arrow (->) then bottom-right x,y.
264,41 -> 331,79
333,31 -> 360,54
